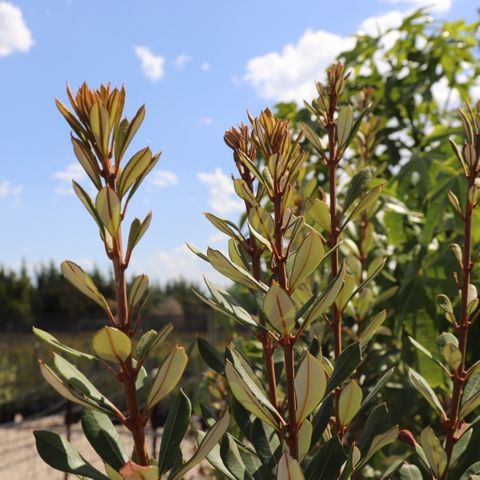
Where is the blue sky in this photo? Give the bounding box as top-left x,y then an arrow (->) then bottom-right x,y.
0,0 -> 478,284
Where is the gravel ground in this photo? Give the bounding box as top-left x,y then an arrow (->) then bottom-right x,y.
0,414 -> 210,479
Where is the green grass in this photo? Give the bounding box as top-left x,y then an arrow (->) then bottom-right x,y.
0,330 -> 209,420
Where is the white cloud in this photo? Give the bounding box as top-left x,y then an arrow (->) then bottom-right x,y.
245,30 -> 355,104
358,10 -> 404,37
136,244 -> 230,285
201,62 -> 211,72
0,180 -> 22,198
380,0 -> 451,13
199,116 -> 214,126
197,167 -> 242,215
53,163 -> 86,195
174,53 -> 191,70
0,2 -> 33,57
150,170 -> 178,188
134,46 -> 165,81
431,77 -> 461,110
244,10 -> 412,103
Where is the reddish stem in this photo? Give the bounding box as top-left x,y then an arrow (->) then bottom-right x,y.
442,173 -> 475,479
273,190 -> 298,458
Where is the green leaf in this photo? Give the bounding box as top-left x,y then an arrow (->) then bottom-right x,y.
460,372 -> 480,418
158,389 -> 192,475
95,187 -> 121,236
326,342 -> 362,394
220,435 -> 253,480
197,337 -> 225,375
128,274 -> 149,309
72,180 -> 103,228
33,327 -> 96,360
302,262 -> 346,327
337,380 -> 363,427
34,430 -> 109,480
408,368 -> 446,419
358,403 -> 389,455
359,310 -> 387,348
305,198 -> 331,233
277,452 -> 304,480
114,105 -> 145,162
358,367 -> 395,415
233,178 -> 259,207
460,462 -> 480,480
127,213 -> 152,256
89,101 -> 111,156
263,281 -> 296,333
81,409 -> 127,471
71,136 -> 102,190
52,354 -> 115,413
61,260 -> 111,313
289,231 -> 325,291
300,122 -> 324,154
360,425 -> 399,466
298,419 -> 313,462
438,332 -> 462,371
397,463 -> 423,479
225,360 -> 282,430
249,419 -> 277,469
408,336 -> 449,375
171,410 -> 230,480
342,184 -> 383,228
295,352 -> 327,423
451,428 -> 472,466
135,324 -> 173,363
343,168 -> 372,213
194,279 -> 258,328
310,395 -> 333,449
118,147 -> 153,196
337,105 -> 354,148
92,327 -> 132,363
207,248 -> 267,291
146,346 -> 188,411
205,212 -> 244,243
419,427 -> 447,478
305,436 -> 347,480
39,360 -> 93,410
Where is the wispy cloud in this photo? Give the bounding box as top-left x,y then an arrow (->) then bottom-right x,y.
0,180 -> 22,198
0,1 -> 34,57
150,170 -> 178,188
174,53 -> 191,70
201,62 -> 211,72
53,163 -> 86,195
197,168 -> 242,215
134,46 -> 165,81
133,244 -> 230,285
199,117 -> 213,126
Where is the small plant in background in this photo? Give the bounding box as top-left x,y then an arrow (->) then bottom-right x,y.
194,64 -> 398,479
32,84 -> 229,479
403,103 -> 480,479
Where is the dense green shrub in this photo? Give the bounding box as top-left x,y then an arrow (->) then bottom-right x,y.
30,10 -> 480,480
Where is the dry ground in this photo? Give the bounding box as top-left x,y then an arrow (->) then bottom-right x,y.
0,414 -> 209,479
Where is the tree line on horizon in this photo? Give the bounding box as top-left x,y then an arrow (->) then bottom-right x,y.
0,262 -> 209,332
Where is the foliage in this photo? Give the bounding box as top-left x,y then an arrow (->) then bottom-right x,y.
27,9 -> 480,480
33,84 -> 229,479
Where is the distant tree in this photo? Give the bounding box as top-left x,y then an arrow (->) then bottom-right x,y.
0,262 -> 32,331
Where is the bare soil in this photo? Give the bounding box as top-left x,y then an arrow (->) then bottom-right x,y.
0,414 -> 210,479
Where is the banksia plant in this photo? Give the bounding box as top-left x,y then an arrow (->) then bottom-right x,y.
403,103 -> 480,479
32,84 -> 229,479
193,64 -> 398,478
